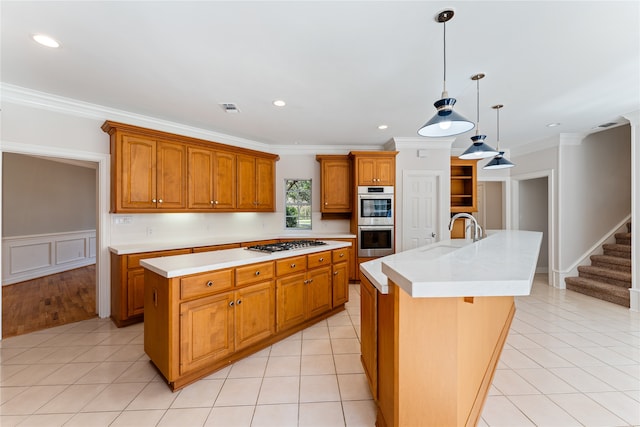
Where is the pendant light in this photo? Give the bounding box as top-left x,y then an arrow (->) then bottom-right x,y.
459,73 -> 499,159
484,104 -> 515,169
417,10 -> 475,137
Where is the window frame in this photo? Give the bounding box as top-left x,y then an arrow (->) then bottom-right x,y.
284,178 -> 312,230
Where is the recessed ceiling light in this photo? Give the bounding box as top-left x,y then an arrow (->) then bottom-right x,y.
273,100 -> 286,107
32,33 -> 60,48
546,122 -> 561,127
378,124 -> 389,130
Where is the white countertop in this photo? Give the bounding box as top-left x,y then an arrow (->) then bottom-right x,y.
109,233 -> 356,255
360,230 -> 542,298
140,240 -> 351,278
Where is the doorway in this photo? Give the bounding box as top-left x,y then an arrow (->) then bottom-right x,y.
512,171 -> 554,286
2,153 -> 98,336
0,144 -> 110,340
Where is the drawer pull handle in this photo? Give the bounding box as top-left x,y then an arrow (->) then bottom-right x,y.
206,281 -> 213,287
255,271 -> 261,276
290,263 -> 296,268
319,258 -> 324,262
229,301 -> 235,307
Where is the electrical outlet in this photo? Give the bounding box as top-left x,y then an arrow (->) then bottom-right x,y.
146,227 -> 154,236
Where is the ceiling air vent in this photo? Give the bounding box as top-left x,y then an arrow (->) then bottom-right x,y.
597,122 -> 617,128
220,103 -> 240,113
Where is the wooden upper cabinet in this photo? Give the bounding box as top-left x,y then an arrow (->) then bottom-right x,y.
357,156 -> 395,186
213,151 -> 237,210
188,147 -> 236,210
256,157 -> 275,211
237,154 -> 275,211
118,134 -> 186,210
316,155 -> 352,213
120,134 -> 157,210
156,141 -> 187,210
103,121 -> 278,213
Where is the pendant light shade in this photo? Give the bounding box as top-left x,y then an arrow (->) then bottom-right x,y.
417,10 -> 474,137
484,104 -> 515,169
459,73 -> 498,159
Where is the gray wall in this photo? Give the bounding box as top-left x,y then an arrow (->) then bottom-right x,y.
2,153 -> 96,237
519,177 -> 549,269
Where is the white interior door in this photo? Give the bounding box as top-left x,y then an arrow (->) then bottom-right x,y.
402,172 -> 439,251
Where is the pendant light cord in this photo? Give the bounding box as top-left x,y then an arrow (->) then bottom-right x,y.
476,77 -> 480,135
496,107 -> 500,150
442,20 -> 447,93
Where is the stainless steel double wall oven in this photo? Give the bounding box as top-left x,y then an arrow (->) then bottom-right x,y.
357,186 -> 394,257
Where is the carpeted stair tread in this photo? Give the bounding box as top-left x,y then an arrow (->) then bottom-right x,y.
565,277 -> 630,307
577,265 -> 631,288
590,255 -> 632,273
603,243 -> 631,259
615,232 -> 631,245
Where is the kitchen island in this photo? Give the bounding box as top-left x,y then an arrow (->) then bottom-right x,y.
359,230 -> 542,427
140,240 -> 351,390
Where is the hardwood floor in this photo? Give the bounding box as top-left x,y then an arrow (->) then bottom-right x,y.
2,265 -> 97,338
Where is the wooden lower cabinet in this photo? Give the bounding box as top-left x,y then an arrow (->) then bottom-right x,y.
144,248 -> 349,391
111,248 -> 191,327
275,250 -> 334,332
180,291 -> 234,375
332,258 -> 349,307
179,280 -> 275,376
360,273 -> 377,399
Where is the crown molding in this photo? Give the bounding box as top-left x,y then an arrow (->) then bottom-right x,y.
1,83 -> 393,156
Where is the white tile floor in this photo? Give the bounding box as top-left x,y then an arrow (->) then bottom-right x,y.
1,275 -> 638,426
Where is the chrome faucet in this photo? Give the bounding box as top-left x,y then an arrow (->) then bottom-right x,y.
448,213 -> 483,242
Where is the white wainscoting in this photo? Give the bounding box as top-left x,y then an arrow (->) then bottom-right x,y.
2,230 -> 96,286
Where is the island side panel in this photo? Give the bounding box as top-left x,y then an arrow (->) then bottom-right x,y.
377,280 -> 516,427
144,270 -> 175,381
457,295 -> 515,426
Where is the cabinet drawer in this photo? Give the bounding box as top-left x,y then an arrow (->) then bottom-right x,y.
307,251 -> 331,269
236,261 -> 274,286
332,248 -> 349,263
180,269 -> 233,300
128,249 -> 191,269
276,256 -> 307,276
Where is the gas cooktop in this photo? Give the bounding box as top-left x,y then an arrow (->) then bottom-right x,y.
245,240 -> 327,253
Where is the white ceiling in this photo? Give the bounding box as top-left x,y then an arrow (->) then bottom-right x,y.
2,1 -> 639,152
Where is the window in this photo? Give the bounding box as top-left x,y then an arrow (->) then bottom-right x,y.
285,179 -> 311,229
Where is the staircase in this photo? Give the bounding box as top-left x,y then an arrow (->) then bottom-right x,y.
565,223 -> 631,307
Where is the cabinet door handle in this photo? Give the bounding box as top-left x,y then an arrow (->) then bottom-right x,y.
255,270 -> 261,276
303,279 -> 308,284
334,271 -> 339,276
206,281 -> 213,287
153,289 -> 158,307
236,299 -> 242,305
152,199 -> 157,203
210,200 -> 215,205
229,301 -> 235,307
308,278 -> 313,283
214,200 -> 219,205
158,199 -> 163,203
